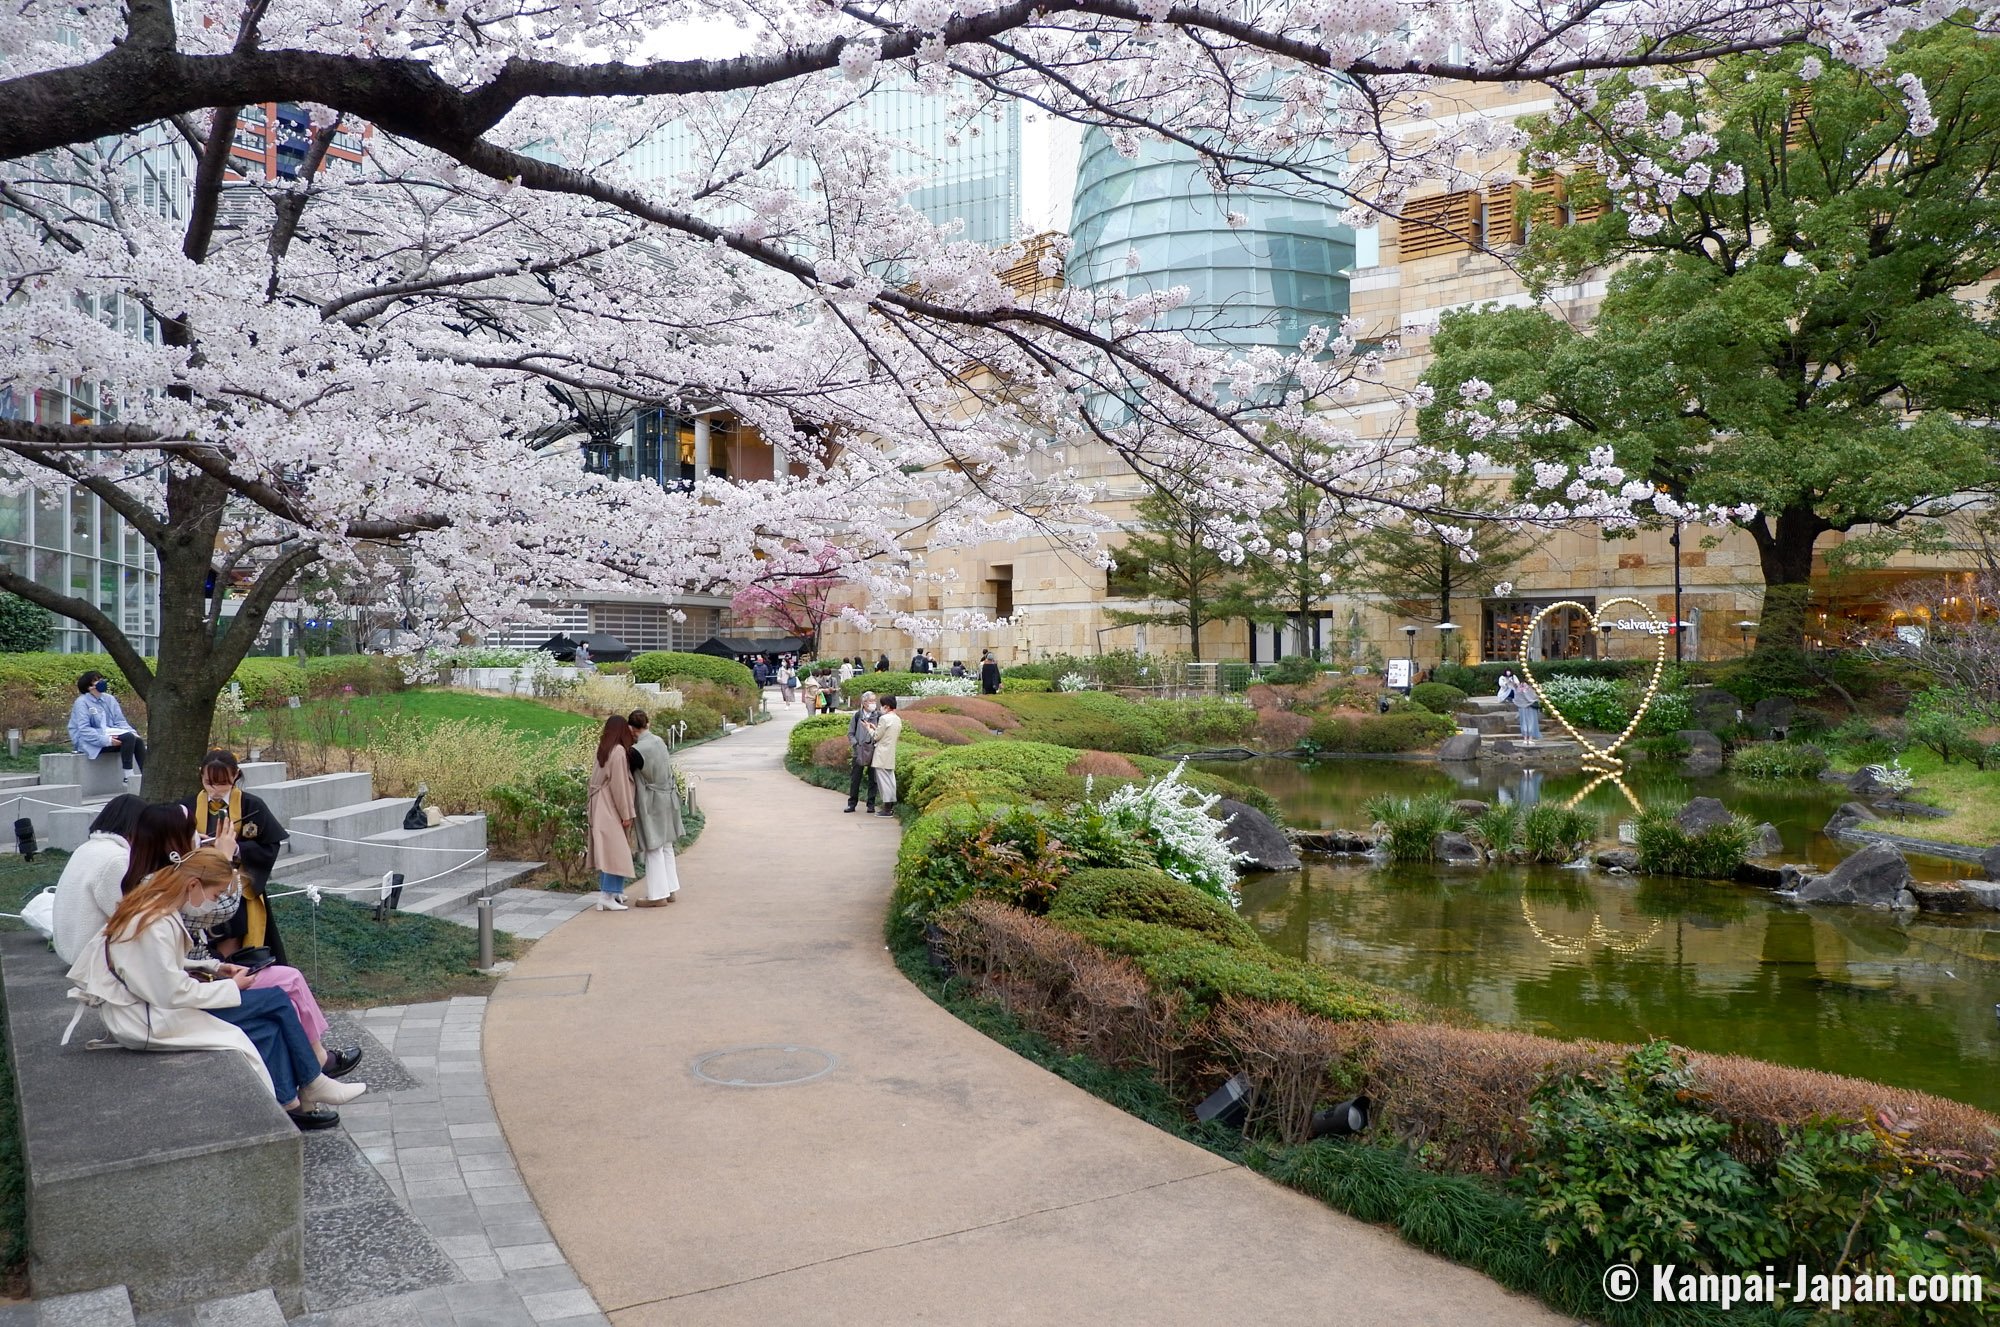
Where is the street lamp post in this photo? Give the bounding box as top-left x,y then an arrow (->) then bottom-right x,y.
1401,624 -> 1418,693
1670,517 -> 1685,663
1436,621 -> 1459,668
1736,619 -> 1758,657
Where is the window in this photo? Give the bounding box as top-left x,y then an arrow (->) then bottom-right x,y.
988,564 -> 1014,619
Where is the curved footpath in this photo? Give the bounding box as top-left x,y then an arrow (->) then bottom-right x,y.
484,710 -> 1569,1326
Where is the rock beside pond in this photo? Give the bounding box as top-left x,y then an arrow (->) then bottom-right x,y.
1824,801 -> 1880,838
1214,799 -> 1300,872
1982,845 -> 2000,881
1781,841 -> 1916,910
1287,828 -> 1376,854
1908,881 -> 1981,915
1869,799 -> 1949,819
1690,689 -> 1743,731
1846,766 -> 1893,796
1749,822 -> 1784,857
1451,799 -> 1490,818
1735,861 -> 1786,887
1433,831 -> 1483,864
1749,695 -> 1797,737
1437,731 -> 1481,762
1594,848 -> 1640,872
1675,797 -> 1734,835
1963,881 -> 2000,912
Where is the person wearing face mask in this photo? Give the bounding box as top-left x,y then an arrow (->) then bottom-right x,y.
64,848 -> 366,1131
843,691 -> 880,814
178,749 -> 289,966
122,806 -> 361,1080
67,670 -> 146,785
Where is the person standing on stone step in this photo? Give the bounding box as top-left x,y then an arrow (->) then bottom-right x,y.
1511,675 -> 1543,743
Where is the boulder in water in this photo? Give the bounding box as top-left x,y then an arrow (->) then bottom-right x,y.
1781,841 -> 1916,909
1214,799 -> 1300,872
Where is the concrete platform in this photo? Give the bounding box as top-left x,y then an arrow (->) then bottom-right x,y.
287,798 -> 419,862
354,815 -> 486,882
37,753 -> 124,798
253,773 -> 374,827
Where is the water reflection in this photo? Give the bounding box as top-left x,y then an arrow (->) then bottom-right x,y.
1225,758 -> 2000,1111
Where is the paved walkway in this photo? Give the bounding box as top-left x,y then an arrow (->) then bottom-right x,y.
483,709 -> 1570,1326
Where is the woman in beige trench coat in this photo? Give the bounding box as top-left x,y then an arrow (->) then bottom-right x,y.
587,715 -> 639,911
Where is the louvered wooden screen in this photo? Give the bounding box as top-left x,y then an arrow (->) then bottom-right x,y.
1483,184 -> 1524,245
1398,190 -> 1479,258
1787,89 -> 1813,146
1568,171 -> 1608,224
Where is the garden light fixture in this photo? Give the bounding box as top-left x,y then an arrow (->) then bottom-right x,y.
1309,1095 -> 1372,1140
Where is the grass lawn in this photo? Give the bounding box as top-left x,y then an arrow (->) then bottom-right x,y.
1857,747 -> 2000,848
244,687 -> 596,747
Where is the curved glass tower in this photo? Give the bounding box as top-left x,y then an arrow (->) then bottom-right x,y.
1068,131 -> 1355,360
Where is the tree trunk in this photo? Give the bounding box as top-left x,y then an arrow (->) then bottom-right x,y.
1749,509 -> 1823,669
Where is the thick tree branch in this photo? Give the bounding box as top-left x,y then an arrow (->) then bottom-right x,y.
0,562 -> 155,694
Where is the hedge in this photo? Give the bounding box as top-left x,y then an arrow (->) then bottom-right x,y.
629,650 -> 756,693
840,669 -> 924,699
1433,660 -> 1643,692
1000,677 -> 1052,692
1047,867 -> 1262,948
1305,710 -> 1456,753
0,651 -> 402,710
1408,681 -> 1468,715
995,691 -> 1166,754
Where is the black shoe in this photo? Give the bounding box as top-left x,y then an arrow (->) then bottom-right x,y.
324,1046 -> 364,1080
843,804 -> 857,813
289,1104 -> 340,1131
877,807 -> 896,817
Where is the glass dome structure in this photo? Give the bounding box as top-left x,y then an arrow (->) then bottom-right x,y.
1068,131 -> 1356,360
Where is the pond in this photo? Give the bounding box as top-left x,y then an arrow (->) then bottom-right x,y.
1222,757 -> 2000,1113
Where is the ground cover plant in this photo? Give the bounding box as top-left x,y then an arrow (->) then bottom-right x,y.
1633,807 -> 1756,879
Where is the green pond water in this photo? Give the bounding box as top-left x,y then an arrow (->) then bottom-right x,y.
1220,757 -> 2000,1113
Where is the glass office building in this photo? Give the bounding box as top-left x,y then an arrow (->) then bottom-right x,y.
629,85 -> 1022,249
1067,130 -> 1355,359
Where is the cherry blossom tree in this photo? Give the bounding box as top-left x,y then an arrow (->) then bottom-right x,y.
1,0 -> 1965,793
730,553 -> 846,655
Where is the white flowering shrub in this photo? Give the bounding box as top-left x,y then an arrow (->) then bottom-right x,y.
1093,762 -> 1250,906
1056,671 -> 1092,692
1863,760 -> 1915,796
912,676 -> 978,697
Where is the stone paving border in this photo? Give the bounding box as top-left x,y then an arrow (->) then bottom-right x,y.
288,997 -> 609,1327
433,888 -> 600,939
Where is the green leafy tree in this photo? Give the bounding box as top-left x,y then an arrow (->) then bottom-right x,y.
1239,431 -> 1352,659
1107,479 -> 1257,662
1422,30 -> 2000,667
0,591 -> 53,652
1350,464 -> 1532,628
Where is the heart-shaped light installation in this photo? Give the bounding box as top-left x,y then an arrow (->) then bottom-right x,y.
1517,597 -> 1668,770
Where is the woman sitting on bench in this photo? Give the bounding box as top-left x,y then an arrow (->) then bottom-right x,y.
124,804 -> 361,1081
66,848 -> 366,1130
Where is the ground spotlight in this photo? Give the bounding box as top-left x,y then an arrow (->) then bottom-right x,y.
922,923 -> 954,978
13,818 -> 36,862
1196,1073 -> 1252,1129
1309,1095 -> 1371,1140
372,872 -> 404,922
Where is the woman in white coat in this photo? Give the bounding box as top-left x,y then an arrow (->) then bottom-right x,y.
65,848 -> 365,1131
50,794 -> 145,965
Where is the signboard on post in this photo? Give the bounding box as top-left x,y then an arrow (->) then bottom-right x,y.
1386,658 -> 1414,691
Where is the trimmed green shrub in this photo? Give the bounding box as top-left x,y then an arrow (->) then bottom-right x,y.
1728,741 -> 1830,781
229,658 -> 309,707
841,669 -> 924,699
1143,697 -> 1257,747
1048,867 -> 1261,948
1409,681 -> 1469,714
0,651 -> 123,700
902,740 -> 1084,812
891,802 -> 1011,919
1305,710 -> 1456,753
995,691 -> 1166,754
999,676 -> 1052,692
300,654 -> 407,698
1431,662 -> 1482,693
787,713 -> 852,767
0,593 -> 53,652
1634,807 -> 1754,879
1055,916 -> 1409,1022
630,650 -> 756,692
1263,655 -> 1322,685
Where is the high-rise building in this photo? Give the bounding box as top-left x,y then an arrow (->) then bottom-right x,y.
1067,130 -> 1358,360
628,85 -> 1023,248
222,104 -> 367,182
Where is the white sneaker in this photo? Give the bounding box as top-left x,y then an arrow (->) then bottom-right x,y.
595,893 -> 629,912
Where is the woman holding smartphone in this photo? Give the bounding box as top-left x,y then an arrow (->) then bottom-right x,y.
178,749 -> 289,965
65,848 -> 365,1130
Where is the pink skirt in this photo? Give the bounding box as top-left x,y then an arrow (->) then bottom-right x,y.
249,964 -> 328,1045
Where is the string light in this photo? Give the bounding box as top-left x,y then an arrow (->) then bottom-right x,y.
1518,597 -> 1669,772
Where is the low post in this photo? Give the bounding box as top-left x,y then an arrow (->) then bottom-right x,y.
476,896 -> 495,971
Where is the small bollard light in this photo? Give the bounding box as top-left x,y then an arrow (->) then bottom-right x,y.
372,872 -> 404,922
5,729 -> 18,758
476,896 -> 496,971
1309,1095 -> 1372,1140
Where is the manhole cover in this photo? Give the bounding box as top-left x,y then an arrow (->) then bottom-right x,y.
690,1045 -> 837,1088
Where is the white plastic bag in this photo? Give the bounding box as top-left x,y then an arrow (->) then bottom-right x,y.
19,886 -> 56,940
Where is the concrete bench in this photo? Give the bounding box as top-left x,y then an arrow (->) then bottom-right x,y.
0,933 -> 303,1317
37,751 -> 124,798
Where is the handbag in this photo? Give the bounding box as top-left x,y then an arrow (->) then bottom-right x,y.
402,789 -> 428,831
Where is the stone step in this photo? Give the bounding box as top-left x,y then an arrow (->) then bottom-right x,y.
262,852 -> 334,883
232,761 -> 289,789
281,858 -> 542,919
250,772 -> 375,827
354,814 -> 486,883
3,1284 -> 136,1326
0,772 -> 41,791
285,798 -> 416,862
1454,709 -> 1519,736
133,1288 -> 287,1326
0,783 -> 82,846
